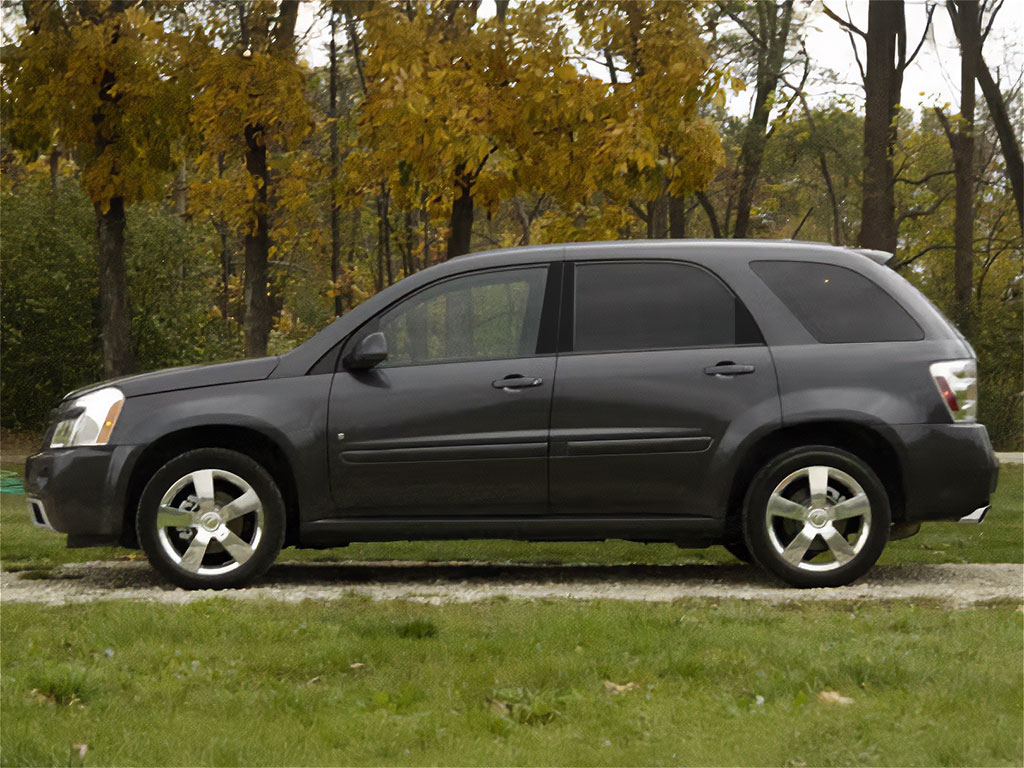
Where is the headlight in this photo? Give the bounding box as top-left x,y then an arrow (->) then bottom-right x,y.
49,387 -> 125,448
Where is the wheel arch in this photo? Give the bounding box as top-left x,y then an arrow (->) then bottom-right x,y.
121,425 -> 300,549
725,421 -> 906,534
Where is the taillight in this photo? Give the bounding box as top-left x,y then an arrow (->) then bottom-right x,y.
929,359 -> 977,422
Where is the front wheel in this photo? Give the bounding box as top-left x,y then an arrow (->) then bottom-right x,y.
742,446 -> 890,588
137,448 -> 286,589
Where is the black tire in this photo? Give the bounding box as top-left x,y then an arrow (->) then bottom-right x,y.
742,445 -> 890,588
137,448 -> 286,589
723,539 -> 754,564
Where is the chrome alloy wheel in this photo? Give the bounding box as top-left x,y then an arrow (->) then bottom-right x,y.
763,465 -> 871,572
155,469 -> 264,576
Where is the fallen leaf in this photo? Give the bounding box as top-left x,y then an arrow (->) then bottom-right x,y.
817,690 -> 855,706
307,676 -> 322,685
487,697 -> 509,716
603,680 -> 640,694
30,688 -> 56,704
69,743 -> 88,767
349,662 -> 366,670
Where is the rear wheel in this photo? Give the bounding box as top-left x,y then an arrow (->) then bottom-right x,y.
742,446 -> 890,588
137,448 -> 285,589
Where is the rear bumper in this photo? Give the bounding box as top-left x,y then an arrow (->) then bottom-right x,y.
891,423 -> 1000,522
23,445 -> 139,545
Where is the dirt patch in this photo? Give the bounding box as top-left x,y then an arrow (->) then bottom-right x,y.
1,560 -> 1020,608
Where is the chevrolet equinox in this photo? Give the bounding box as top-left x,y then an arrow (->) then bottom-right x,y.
25,240 -> 1000,589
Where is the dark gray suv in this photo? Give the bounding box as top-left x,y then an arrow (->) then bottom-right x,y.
24,240 -> 999,589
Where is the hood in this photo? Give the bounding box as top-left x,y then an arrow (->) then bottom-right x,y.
64,356 -> 280,401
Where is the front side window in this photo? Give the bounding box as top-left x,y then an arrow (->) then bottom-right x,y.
751,260 -> 924,343
371,266 -> 548,367
573,261 -> 761,353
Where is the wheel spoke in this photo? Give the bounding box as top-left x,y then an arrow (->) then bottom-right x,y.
821,524 -> 856,564
191,470 -> 216,513
216,529 -> 254,565
767,493 -> 808,521
157,505 -> 194,528
220,488 -> 260,522
179,531 -> 211,572
830,493 -> 870,521
781,526 -> 816,566
808,466 -> 829,508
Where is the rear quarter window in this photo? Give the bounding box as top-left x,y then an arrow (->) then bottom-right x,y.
751,260 -> 924,343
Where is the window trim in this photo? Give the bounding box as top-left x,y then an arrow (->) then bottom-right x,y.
562,258 -> 765,356
336,262 -> 561,371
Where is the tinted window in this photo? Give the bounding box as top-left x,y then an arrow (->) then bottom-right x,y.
573,261 -> 760,353
751,260 -> 924,343
372,267 -> 548,366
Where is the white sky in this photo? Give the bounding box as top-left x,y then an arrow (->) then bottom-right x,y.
295,0 -> 1024,120
799,0 -> 1024,117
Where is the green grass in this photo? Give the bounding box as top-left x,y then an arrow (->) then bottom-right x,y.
3,464 -> 1021,571
2,598 -> 1021,766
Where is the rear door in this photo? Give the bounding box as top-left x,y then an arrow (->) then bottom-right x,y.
327,263 -> 560,516
549,257 -> 779,517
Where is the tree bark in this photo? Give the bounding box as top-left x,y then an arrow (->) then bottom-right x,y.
328,5 -> 343,316
95,197 -> 135,377
858,0 -> 904,253
731,0 -> 794,238
668,195 -> 687,238
89,0 -> 134,377
946,0 -> 1023,232
238,0 -> 299,356
646,194 -> 669,238
696,190 -> 723,238
948,0 -> 979,333
447,165 -> 474,258
243,123 -> 272,357
976,59 -> 1024,231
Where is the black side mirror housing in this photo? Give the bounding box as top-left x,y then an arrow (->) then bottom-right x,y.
343,331 -> 388,371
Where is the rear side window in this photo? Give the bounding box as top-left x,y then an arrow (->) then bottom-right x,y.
573,261 -> 762,353
751,260 -> 924,343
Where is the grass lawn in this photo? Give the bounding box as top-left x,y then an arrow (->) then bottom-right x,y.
2,463 -> 1021,572
2,598 -> 1021,767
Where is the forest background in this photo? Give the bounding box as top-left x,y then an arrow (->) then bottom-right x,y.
1,0 -> 1021,449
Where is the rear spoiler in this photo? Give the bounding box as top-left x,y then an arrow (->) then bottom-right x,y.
854,248 -> 895,266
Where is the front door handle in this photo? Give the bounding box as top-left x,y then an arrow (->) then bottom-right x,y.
704,362 -> 755,377
492,375 -> 544,391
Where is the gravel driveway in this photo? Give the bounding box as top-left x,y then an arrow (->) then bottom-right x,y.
2,560 -> 1020,607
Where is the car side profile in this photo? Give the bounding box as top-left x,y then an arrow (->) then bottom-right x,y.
25,240 -> 999,589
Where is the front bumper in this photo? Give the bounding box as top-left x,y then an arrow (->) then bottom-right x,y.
891,423 -> 1000,522
24,444 -> 139,546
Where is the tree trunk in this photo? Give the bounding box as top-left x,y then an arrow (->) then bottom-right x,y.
668,195 -> 687,238
243,123 -> 272,357
328,5 -> 343,317
731,0 -> 794,238
950,0 -> 979,333
95,197 -> 135,377
646,194 -> 668,238
976,60 -> 1024,231
696,191 -> 723,238
447,165 -> 474,258
858,0 -> 904,253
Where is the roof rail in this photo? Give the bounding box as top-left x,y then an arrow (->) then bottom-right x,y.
854,248 -> 895,266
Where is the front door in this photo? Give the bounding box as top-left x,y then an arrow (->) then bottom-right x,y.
328,264 -> 558,516
549,258 -> 779,517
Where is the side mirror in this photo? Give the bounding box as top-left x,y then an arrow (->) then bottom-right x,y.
343,331 -> 388,371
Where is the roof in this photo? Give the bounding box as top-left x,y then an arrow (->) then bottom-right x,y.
452,238 -> 894,264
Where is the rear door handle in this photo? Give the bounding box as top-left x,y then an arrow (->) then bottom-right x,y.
704,363 -> 755,377
492,375 -> 544,390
